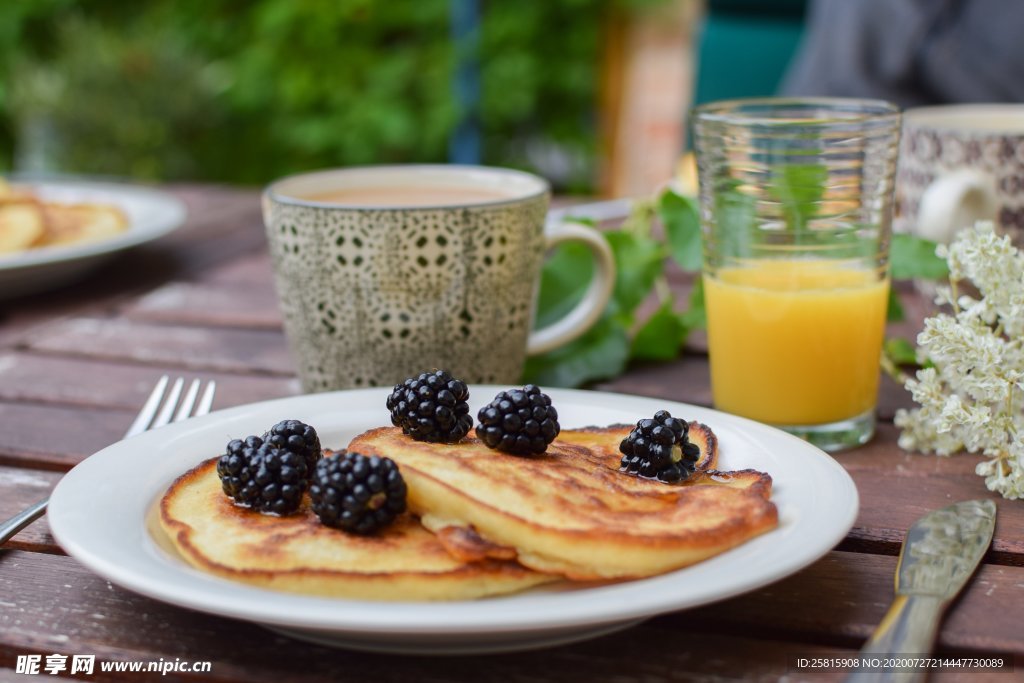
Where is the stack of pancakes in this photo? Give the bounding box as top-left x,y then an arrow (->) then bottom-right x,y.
160,423 -> 778,600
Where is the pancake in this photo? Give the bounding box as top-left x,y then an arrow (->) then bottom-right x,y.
39,203 -> 128,246
0,202 -> 45,253
159,459 -> 553,601
348,424 -> 778,580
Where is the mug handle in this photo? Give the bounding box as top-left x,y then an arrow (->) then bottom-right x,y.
526,220 -> 616,355
916,168 -> 1000,243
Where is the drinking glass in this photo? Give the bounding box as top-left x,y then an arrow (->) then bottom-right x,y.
693,98 -> 901,451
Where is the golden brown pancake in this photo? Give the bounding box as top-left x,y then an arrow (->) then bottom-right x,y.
40,203 -> 127,246
0,202 -> 45,253
348,424 -> 778,580
159,459 -> 554,601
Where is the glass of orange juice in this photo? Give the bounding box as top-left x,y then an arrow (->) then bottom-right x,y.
693,98 -> 901,451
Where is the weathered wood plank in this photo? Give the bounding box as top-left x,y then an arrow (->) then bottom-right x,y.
0,670 -> 88,682
679,550 -> 1024,655
0,403 -> 133,471
121,185 -> 266,278
122,283 -> 282,330
195,251 -> 276,287
0,551 -> 1010,683
844,469 -> 1023,562
595,354 -> 713,407
0,353 -> 298,411
24,319 -> 294,376
0,466 -> 60,553
833,423 -> 973,475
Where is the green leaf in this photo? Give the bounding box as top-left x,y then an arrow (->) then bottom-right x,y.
621,199 -> 657,238
887,287 -> 905,322
604,230 -> 666,314
890,233 -> 949,280
713,178 -> 757,259
658,190 -> 702,271
679,276 -> 706,330
533,241 -> 594,329
562,215 -> 597,227
884,337 -> 918,366
521,316 -> 630,387
631,301 -> 686,361
769,163 -> 827,232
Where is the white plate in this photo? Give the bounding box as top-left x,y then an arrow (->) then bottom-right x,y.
48,387 -> 858,654
0,179 -> 186,299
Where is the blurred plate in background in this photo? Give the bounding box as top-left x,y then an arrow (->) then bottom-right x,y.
0,179 -> 186,300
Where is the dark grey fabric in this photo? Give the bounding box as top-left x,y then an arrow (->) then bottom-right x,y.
781,0 -> 1024,106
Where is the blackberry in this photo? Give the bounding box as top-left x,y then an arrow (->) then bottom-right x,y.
309,452 -> 407,534
476,384 -> 560,455
619,410 -> 701,483
216,436 -> 264,506
262,419 -> 322,474
217,437 -> 309,514
386,370 -> 473,443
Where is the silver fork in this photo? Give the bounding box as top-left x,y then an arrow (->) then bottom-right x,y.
0,375 -> 216,545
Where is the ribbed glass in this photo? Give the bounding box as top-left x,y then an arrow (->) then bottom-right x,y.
694,98 -> 901,277
693,98 -> 901,452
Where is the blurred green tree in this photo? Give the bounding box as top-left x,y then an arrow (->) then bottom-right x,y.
0,0 -> 663,189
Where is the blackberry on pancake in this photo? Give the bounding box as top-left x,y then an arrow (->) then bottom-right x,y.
216,436 -> 264,506
263,419 -> 322,474
386,370 -> 473,443
310,451 -> 407,534
476,384 -> 560,455
216,437 -> 309,514
619,410 -> 701,483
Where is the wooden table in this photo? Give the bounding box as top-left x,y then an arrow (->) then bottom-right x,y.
0,185 -> 1020,682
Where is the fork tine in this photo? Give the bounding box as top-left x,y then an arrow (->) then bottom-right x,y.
124,375 -> 169,438
151,377 -> 185,429
173,379 -> 201,423
195,380 -> 216,417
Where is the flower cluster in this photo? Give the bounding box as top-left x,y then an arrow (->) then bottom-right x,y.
895,221 -> 1024,499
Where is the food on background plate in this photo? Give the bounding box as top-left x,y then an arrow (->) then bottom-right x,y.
0,202 -> 45,253
158,373 -> 778,600
0,179 -> 128,255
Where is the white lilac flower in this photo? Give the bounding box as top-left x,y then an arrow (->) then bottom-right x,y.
897,221 -> 1024,499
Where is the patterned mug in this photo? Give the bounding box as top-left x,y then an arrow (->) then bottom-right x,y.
262,165 -> 615,392
897,104 -> 1024,244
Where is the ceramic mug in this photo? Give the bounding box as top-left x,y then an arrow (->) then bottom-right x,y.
262,165 -> 615,392
897,104 -> 1024,243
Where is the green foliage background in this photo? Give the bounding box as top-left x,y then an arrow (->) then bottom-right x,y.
0,0 -> 658,189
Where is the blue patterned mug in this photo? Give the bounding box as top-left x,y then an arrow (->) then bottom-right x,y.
263,165 -> 615,392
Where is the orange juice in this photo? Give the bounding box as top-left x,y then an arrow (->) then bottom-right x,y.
704,260 -> 889,426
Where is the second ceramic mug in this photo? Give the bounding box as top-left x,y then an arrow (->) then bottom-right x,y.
897,104 -> 1024,243
262,165 -> 615,392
